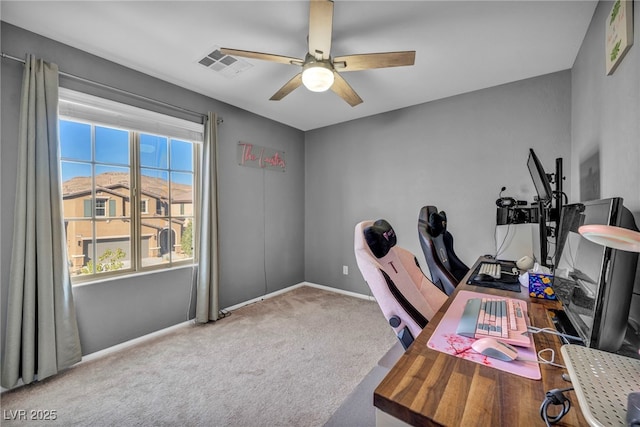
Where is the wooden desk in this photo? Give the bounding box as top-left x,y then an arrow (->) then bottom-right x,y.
374,259 -> 588,426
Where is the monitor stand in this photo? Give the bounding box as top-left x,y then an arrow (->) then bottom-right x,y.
561,344 -> 640,427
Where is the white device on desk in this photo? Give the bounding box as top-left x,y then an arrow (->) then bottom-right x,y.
477,262 -> 520,280
516,255 -> 535,271
478,262 -> 502,279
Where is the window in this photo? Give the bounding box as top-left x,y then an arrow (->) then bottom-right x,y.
95,198 -> 108,217
59,89 -> 203,282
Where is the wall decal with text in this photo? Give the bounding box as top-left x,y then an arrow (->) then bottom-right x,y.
237,142 -> 286,172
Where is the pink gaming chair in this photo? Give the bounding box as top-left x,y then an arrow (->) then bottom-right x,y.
354,219 -> 448,349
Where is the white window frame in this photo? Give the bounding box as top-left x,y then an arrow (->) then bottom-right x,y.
95,197 -> 108,217
59,89 -> 203,283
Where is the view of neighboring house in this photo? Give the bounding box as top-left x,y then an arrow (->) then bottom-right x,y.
62,171 -> 193,275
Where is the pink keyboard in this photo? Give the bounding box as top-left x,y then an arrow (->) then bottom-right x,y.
456,297 -> 533,348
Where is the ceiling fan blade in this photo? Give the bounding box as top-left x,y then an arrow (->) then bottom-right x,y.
220,48 -> 303,66
270,73 -> 304,101
308,0 -> 334,60
330,72 -> 363,107
333,51 -> 416,72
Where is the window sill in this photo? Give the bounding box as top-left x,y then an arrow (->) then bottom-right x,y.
71,263 -> 197,289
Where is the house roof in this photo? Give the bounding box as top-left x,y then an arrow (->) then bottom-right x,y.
62,172 -> 193,202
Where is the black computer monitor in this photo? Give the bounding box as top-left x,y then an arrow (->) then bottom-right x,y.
553,197 -> 640,357
526,148 -> 560,266
527,148 -> 553,203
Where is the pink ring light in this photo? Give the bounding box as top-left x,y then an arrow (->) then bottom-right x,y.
578,225 -> 640,253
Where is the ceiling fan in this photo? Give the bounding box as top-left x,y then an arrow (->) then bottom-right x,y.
220,0 -> 415,107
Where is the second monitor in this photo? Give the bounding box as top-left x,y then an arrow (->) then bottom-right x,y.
553,197 -> 640,358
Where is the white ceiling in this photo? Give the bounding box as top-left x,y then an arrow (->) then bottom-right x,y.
2,1 -> 597,131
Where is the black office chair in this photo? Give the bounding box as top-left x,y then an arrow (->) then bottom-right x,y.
417,206 -> 470,295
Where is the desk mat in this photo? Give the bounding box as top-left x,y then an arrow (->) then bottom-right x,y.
466,261 -> 521,292
426,290 -> 541,380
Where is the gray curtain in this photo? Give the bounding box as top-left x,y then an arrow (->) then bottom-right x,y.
195,112 -> 220,323
1,55 -> 82,389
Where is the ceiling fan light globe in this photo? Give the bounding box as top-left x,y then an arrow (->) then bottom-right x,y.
302,66 -> 334,92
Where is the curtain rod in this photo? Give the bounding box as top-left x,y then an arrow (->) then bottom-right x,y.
1,52 -> 207,123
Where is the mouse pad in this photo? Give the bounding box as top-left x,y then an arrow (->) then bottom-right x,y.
426,290 -> 541,380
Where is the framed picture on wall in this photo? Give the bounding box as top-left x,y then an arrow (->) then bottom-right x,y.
606,0 -> 634,75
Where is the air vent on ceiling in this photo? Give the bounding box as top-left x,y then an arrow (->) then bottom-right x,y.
197,46 -> 252,78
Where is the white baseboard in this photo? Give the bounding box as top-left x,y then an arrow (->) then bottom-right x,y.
222,282 -> 375,313
220,284 -> 304,312
301,282 -> 376,302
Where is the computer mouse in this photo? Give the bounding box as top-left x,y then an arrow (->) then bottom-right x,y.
471,337 -> 519,362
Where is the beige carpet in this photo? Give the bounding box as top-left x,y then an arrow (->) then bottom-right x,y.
1,286 -> 397,426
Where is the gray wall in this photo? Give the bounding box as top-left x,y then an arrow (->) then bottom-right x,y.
1,23 -> 305,355
571,0 -> 640,327
571,0 -> 639,212
305,71 -> 572,295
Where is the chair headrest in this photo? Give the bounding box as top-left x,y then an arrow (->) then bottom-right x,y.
428,211 -> 448,237
364,219 -> 397,258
